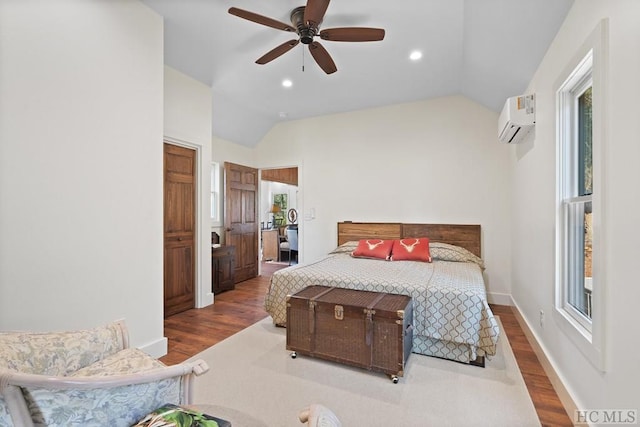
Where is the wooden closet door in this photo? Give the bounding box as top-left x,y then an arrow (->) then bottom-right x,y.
224,162 -> 258,283
164,143 -> 196,317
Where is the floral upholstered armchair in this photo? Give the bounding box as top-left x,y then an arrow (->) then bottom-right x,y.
0,320 -> 209,427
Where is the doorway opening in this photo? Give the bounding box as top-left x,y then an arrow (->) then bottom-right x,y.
260,167 -> 300,272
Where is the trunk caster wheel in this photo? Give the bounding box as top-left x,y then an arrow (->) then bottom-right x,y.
391,375 -> 399,384
290,351 -> 297,359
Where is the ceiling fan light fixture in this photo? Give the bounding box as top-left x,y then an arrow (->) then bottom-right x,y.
410,50 -> 423,61
300,28 -> 316,45
282,79 -> 293,88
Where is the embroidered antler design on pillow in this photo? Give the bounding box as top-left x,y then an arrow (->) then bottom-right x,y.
366,240 -> 385,250
351,239 -> 394,260
391,238 -> 432,262
399,239 -> 420,252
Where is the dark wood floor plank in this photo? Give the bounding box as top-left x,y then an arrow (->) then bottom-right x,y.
491,305 -> 573,426
161,265 -> 572,426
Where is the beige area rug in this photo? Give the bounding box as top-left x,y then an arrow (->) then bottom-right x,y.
188,317 -> 540,427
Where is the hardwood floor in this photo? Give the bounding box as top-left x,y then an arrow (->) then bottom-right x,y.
491,305 -> 573,426
161,264 -> 572,426
161,273 -> 272,365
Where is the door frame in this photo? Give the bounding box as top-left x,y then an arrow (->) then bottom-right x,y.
164,136 -> 213,309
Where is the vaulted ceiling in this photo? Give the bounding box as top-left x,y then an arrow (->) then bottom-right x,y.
142,0 -> 574,147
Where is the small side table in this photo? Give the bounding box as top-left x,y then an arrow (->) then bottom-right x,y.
212,245 -> 235,294
261,229 -> 279,261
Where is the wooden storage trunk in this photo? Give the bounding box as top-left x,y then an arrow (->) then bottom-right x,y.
286,285 -> 413,382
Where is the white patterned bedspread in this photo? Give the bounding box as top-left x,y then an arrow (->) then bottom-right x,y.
264,252 -> 499,357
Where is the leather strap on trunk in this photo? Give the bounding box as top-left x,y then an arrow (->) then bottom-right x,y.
365,293 -> 386,347
308,287 -> 335,341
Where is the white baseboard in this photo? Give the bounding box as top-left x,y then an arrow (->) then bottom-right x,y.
140,336 -> 168,359
198,291 -> 214,308
510,299 -> 578,424
487,291 -> 512,306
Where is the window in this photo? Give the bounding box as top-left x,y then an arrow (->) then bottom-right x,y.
554,20 -> 607,371
211,162 -> 221,225
560,73 -> 592,328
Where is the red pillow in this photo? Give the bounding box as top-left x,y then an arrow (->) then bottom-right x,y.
391,238 -> 432,262
351,239 -> 393,260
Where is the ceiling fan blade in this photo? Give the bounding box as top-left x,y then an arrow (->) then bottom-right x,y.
228,7 -> 296,32
304,0 -> 330,27
256,39 -> 300,65
308,41 -> 337,74
319,27 -> 385,42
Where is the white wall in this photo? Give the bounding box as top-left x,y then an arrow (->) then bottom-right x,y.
510,0 -> 640,416
212,136 -> 255,167
254,95 -> 512,302
0,0 -> 165,354
164,66 -> 213,308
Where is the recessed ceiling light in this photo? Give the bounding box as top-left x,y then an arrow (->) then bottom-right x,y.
282,79 -> 293,88
409,50 -> 423,61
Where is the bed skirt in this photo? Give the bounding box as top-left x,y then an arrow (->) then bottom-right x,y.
413,335 -> 483,364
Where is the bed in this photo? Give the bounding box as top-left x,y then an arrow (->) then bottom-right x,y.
264,222 -> 500,365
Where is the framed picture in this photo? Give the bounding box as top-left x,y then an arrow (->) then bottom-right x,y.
273,194 -> 287,225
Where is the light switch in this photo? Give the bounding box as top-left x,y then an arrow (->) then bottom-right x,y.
304,208 -> 315,221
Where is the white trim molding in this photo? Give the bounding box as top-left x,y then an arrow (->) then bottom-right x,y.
511,299 -> 579,422
553,19 -> 608,372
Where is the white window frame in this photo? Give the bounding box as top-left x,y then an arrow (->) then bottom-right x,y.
554,20 -> 608,371
211,161 -> 221,226
558,62 -> 593,332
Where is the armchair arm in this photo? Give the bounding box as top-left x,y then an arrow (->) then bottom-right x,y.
1,359 -> 209,427
0,359 -> 209,391
0,381 -> 32,427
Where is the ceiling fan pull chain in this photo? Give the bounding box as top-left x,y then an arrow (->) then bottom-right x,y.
302,46 -> 305,72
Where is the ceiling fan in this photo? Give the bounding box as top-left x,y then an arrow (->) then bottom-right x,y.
228,0 -> 385,74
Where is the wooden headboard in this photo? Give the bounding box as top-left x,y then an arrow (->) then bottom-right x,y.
337,222 -> 482,257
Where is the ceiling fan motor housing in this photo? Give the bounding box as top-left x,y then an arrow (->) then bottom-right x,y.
291,6 -> 318,44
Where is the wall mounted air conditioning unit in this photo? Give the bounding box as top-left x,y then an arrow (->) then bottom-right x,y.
498,94 -> 535,144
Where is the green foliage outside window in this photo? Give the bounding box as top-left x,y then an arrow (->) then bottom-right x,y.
579,87 -> 593,196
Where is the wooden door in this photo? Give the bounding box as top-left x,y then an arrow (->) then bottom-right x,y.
224,162 -> 258,283
164,143 -> 196,317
